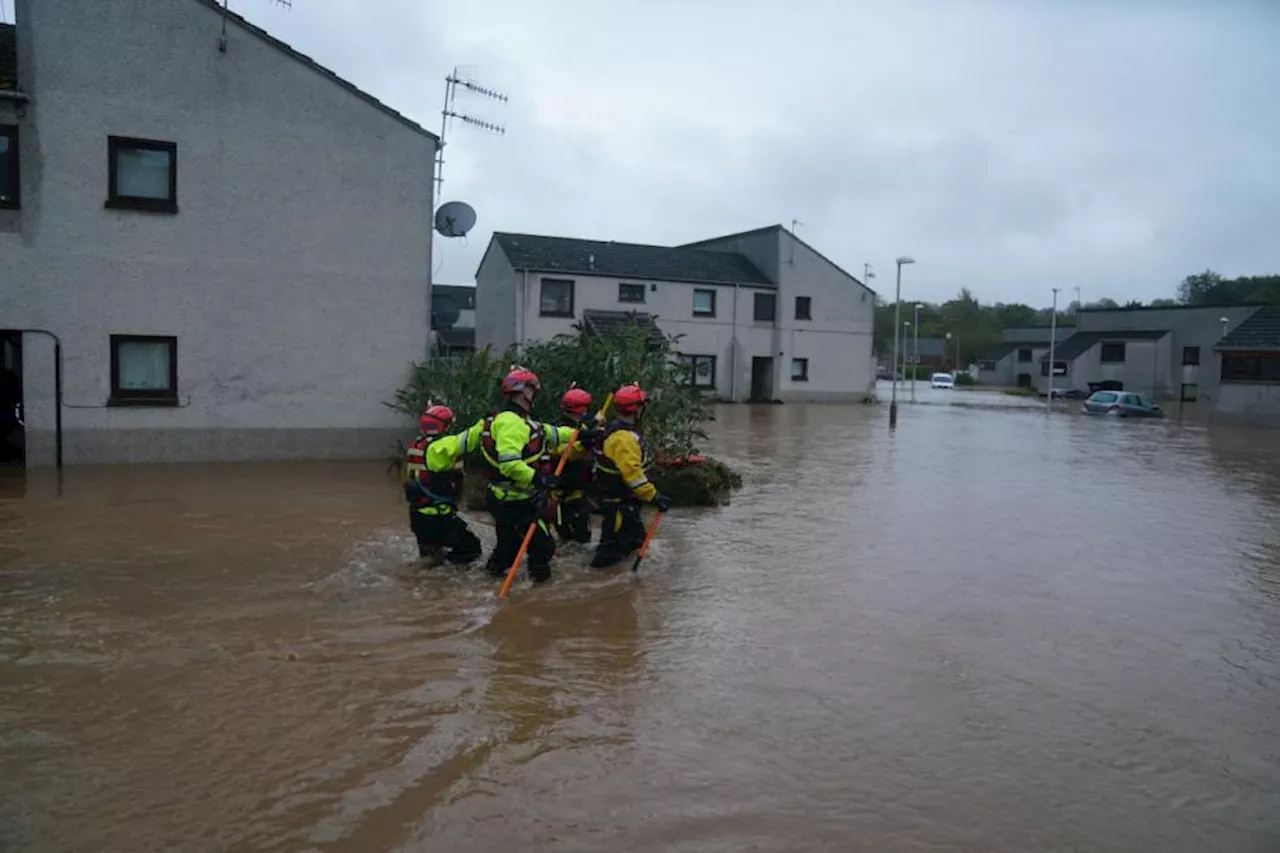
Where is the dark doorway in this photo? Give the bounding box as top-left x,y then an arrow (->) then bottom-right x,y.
1016,372 -> 1032,388
1,331 -> 23,466
750,356 -> 773,402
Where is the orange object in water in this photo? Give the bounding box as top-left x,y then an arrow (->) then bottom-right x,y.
630,509 -> 665,573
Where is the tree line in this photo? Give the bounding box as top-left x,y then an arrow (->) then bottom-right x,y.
874,271 -> 1280,366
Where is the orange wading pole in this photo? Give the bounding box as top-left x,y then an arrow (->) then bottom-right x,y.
498,392 -> 613,599
631,509 -> 665,573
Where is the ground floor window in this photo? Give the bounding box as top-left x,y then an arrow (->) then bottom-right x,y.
1221,352 -> 1280,383
791,357 -> 809,381
678,354 -> 716,389
978,360 -> 997,371
110,334 -> 178,405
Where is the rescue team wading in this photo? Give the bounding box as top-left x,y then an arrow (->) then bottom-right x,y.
401,368 -> 671,582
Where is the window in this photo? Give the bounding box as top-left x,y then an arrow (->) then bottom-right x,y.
1100,342 -> 1126,363
794,296 -> 811,320
791,357 -> 809,381
0,125 -> 18,210
1221,353 -> 1280,383
618,283 -> 645,304
1180,383 -> 1198,402
1017,348 -> 1032,362
1040,360 -> 1068,377
539,278 -> 574,317
679,354 -> 717,389
692,288 -> 716,317
754,292 -> 777,322
106,136 -> 177,213
109,335 -> 178,406
1182,346 -> 1200,366
978,360 -> 997,371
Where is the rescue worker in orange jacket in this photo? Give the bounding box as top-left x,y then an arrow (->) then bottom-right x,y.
548,385 -> 596,544
589,383 -> 671,569
471,367 -> 582,583
403,404 -> 483,564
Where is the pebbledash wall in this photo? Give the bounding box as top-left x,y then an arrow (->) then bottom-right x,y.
1,0 -> 436,466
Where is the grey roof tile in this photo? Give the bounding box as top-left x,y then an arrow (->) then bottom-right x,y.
493,232 -> 773,287
1217,305 -> 1280,351
1040,329 -> 1168,362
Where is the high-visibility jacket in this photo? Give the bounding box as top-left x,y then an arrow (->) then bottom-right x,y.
404,433 -> 464,514
593,419 -> 657,503
474,407 -> 575,501
545,418 -> 593,493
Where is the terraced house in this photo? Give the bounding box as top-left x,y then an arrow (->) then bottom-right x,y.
0,0 -> 437,468
474,226 -> 877,402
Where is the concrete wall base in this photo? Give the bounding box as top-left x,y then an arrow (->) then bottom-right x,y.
23,427 -> 405,467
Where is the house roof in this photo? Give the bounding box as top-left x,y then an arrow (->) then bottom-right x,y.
1216,304 -> 1280,351
1040,329 -> 1168,362
980,341 -> 1045,362
191,0 -> 436,142
678,223 -> 875,296
433,284 -> 476,310
581,309 -> 664,342
491,232 -> 774,287
0,24 -> 15,90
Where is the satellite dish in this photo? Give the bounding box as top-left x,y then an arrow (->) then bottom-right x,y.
431,293 -> 461,330
434,201 -> 477,238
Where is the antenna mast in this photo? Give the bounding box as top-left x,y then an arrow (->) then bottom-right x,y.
436,66 -> 508,192
219,0 -> 291,52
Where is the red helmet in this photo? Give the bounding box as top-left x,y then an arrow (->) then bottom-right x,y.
419,404 -> 454,436
561,387 -> 593,416
501,367 -> 541,396
612,383 -> 648,415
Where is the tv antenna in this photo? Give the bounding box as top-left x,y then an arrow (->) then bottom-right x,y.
218,0 -> 292,53
435,66 -> 508,192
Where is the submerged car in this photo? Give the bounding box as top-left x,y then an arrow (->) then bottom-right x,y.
930,372 -> 955,389
1081,390 -> 1165,418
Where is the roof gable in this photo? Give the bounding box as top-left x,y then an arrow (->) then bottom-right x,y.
191,0 -> 436,142
1217,305 -> 1280,351
491,232 -> 773,287
1042,329 -> 1168,362
678,223 -> 875,296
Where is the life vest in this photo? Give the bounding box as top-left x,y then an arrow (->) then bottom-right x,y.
555,418 -> 593,491
404,434 -> 464,507
478,409 -> 547,488
592,419 -> 652,500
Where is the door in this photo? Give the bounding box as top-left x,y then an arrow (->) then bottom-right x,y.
1,331 -> 23,466
750,356 -> 773,402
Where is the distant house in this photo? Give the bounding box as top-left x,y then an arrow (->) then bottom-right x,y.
0,0 -> 437,467
1033,304 -> 1263,401
431,284 -> 476,356
474,225 -> 877,402
1214,304 -> 1280,423
977,326 -> 1070,388
901,337 -> 950,370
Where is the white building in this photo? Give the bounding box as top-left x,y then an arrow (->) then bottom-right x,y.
0,0 -> 437,467
474,226 -> 877,402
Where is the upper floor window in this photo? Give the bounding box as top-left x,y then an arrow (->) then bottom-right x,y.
106,135 -> 177,214
794,296 -> 811,321
0,125 -> 18,210
539,278 -> 574,317
692,288 -> 716,317
1182,346 -> 1200,366
754,292 -> 776,322
619,283 -> 645,304
1017,348 -> 1033,362
1100,342 -> 1126,363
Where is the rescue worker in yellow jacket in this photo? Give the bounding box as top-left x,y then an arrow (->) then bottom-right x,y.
589,383 -> 671,569
470,367 -> 584,583
403,404 -> 483,564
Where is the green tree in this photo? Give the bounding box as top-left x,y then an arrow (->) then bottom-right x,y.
1178,270 -> 1224,305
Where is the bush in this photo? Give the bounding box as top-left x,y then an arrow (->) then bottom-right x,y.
389,318 -> 742,507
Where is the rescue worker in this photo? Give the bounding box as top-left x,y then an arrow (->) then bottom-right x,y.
590,383 -> 671,569
474,367 -> 582,583
549,385 -> 596,544
403,404 -> 483,565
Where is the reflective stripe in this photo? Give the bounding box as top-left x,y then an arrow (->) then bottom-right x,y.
497,453 -> 522,463
415,504 -> 454,516
624,475 -> 649,488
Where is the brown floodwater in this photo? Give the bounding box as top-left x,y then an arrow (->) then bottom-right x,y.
2,397 -> 1279,852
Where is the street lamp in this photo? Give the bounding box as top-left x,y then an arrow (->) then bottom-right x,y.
1047,287 -> 1060,413
890,256 -> 915,428
1220,316 -> 1230,337
901,321 -> 912,383
911,303 -> 922,402
946,331 -> 960,374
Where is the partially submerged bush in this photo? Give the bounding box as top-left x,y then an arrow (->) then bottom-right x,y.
390,318 -> 742,507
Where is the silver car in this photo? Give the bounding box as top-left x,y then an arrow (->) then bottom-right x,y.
1081,390 -> 1164,418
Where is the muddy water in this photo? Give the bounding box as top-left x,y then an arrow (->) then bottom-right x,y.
2,402 -> 1279,852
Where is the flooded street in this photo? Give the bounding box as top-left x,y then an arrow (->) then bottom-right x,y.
2,400 -> 1279,852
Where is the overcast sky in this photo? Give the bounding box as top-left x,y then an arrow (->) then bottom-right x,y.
19,0 -> 1280,305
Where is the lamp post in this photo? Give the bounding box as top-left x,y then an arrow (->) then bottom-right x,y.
901,321 -> 911,383
946,331 -> 960,374
910,303 -> 922,402
1220,316 -> 1230,338
1047,288 -> 1060,413
890,256 -> 914,428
